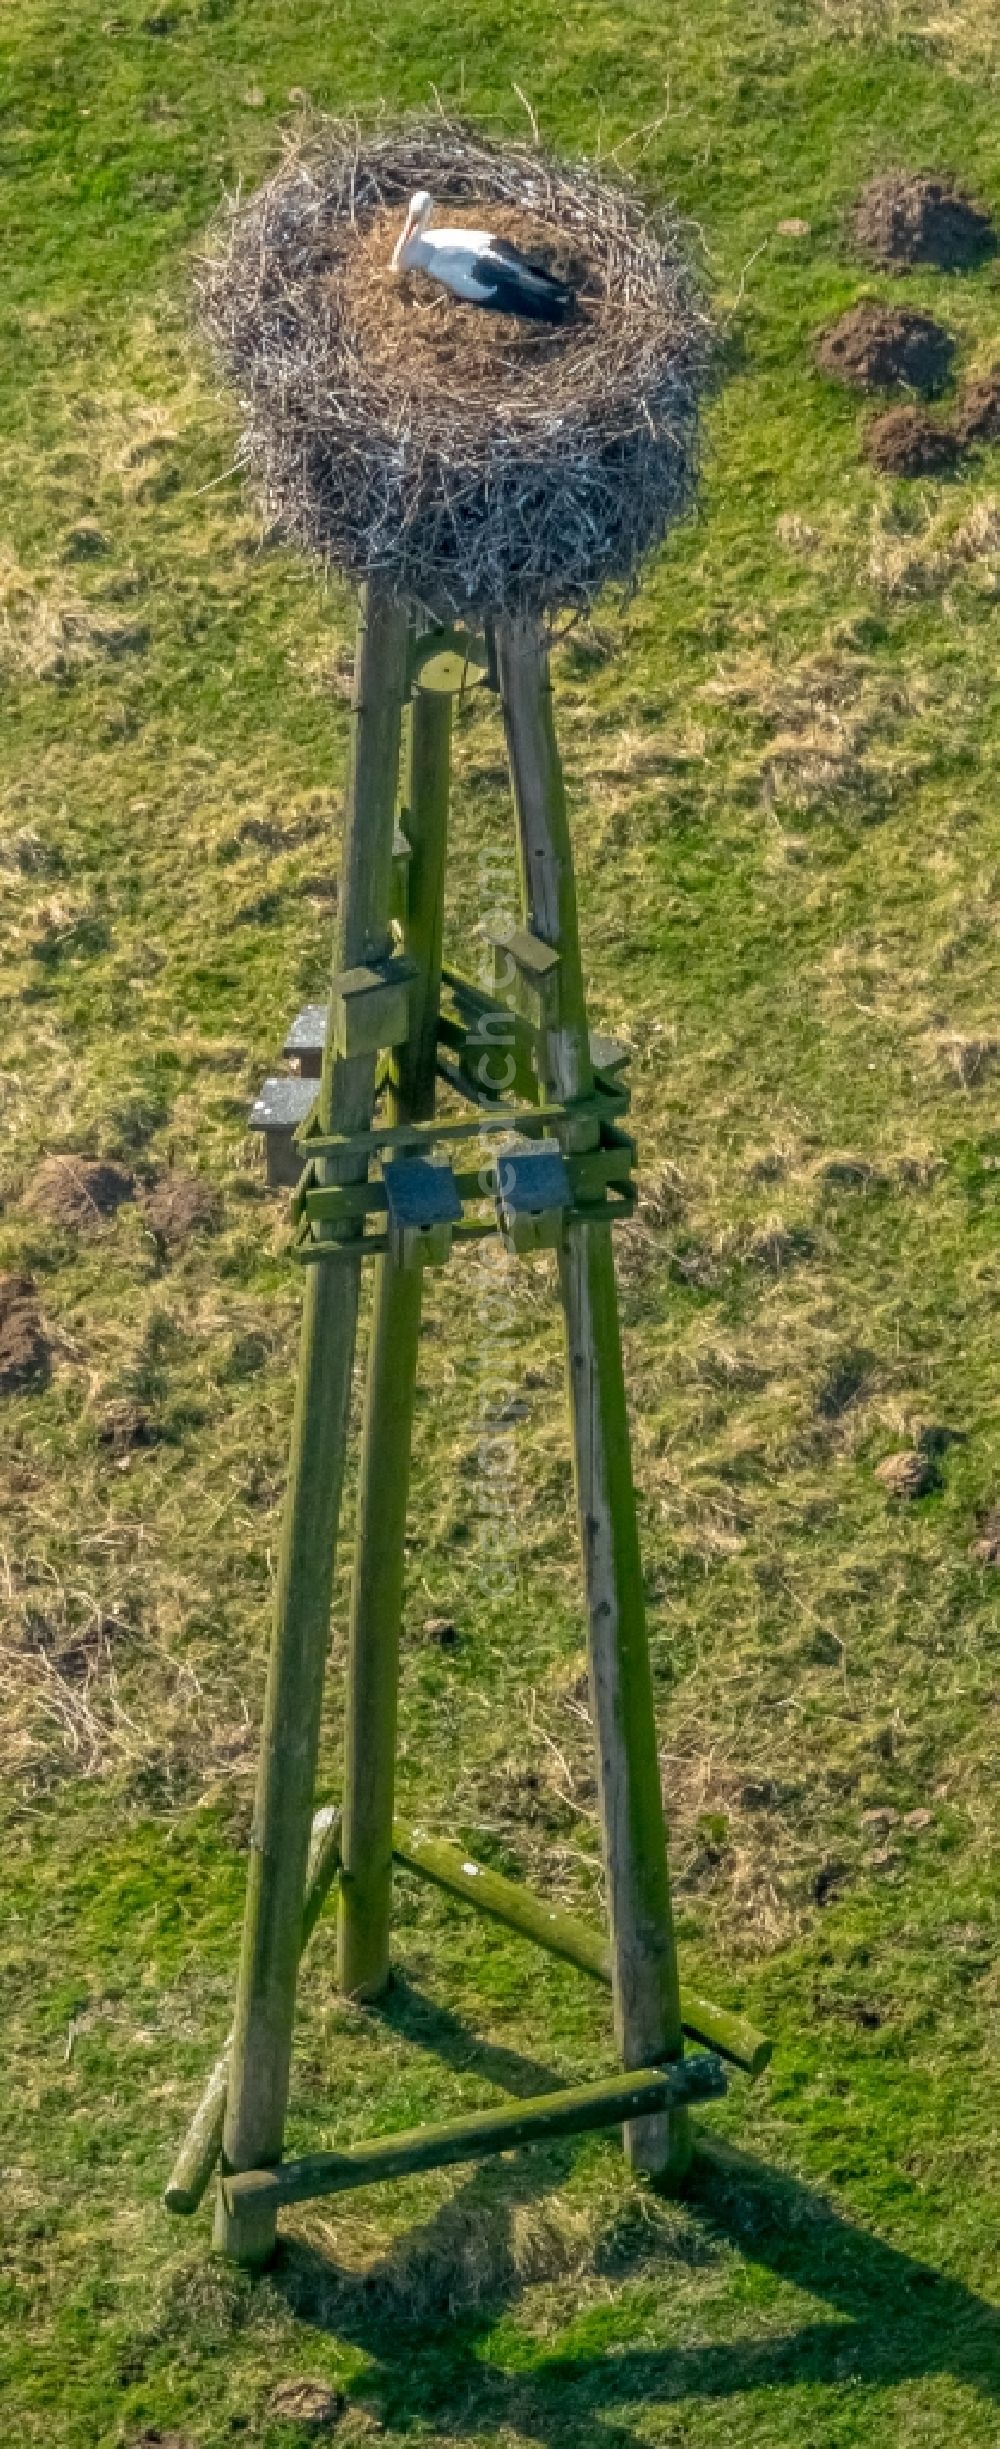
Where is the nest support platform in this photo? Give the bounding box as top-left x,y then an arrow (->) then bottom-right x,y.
165,587 -> 771,2267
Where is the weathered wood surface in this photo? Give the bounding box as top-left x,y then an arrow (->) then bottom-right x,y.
395,685 -> 452,1124
392,1822 -> 772,2076
223,2054 -> 726,2214
496,614 -> 690,2185
215,584 -> 410,2266
164,1808 -> 343,2216
337,679 -> 452,2001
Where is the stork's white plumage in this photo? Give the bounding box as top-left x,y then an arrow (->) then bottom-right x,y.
391,190 -> 574,324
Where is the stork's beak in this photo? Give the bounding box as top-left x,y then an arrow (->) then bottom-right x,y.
392,208 -> 417,273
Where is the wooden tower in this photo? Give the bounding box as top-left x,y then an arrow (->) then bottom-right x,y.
165,586 -> 769,2265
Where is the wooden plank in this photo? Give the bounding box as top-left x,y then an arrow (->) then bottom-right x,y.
214,582 -> 410,2267
394,689 -> 452,1121
496,613 -> 690,2187
223,2055 -> 726,2214
293,1218 -> 499,1269
164,1807 -> 343,2216
391,1822 -> 772,2076
301,1102 -> 577,1156
299,1144 -> 632,1231
337,680 -> 452,2001
495,618 -> 594,1114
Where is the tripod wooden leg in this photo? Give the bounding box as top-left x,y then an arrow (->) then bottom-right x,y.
338,683 -> 452,2000
496,614 -> 690,2187
336,1256 -> 422,2001
558,1223 -> 689,2183
215,584 -> 409,2264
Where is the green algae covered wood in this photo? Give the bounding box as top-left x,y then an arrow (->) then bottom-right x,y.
497,613 -> 690,2187
176,599 -> 765,2269
214,584 -> 410,2266
223,2053 -> 727,2215
391,1821 -> 772,2077
337,677 -> 453,2002
164,1806 -> 343,2217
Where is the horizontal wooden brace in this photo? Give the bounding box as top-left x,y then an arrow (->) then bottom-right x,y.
566,1133 -> 636,1202
392,1823 -> 772,2078
435,1050 -> 533,1113
221,2054 -> 726,2214
274,996 -> 628,1092
297,1163 -> 497,1230
292,1187 -> 635,1268
440,971 -> 631,1085
297,1139 -> 635,1231
292,1216 -> 498,1267
299,1103 -> 575,1159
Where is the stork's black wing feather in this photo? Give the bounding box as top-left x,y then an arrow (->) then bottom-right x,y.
486,236 -> 564,279
471,239 -> 575,325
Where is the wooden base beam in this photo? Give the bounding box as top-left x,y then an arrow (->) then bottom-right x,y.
392,1822 -> 772,2077
166,1801 -> 766,2222
223,2053 -> 726,2215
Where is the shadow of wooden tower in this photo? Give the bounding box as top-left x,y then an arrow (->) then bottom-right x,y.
164,594 -> 770,2265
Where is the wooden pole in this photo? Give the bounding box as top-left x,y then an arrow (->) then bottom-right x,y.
214,583 -> 409,2265
222,2053 -> 725,2216
496,614 -> 691,2187
391,1822 -> 772,2076
165,1808 -> 343,2216
337,677 -> 452,2000
395,684 -> 451,1126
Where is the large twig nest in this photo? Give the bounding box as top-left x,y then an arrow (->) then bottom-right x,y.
197,118 -> 713,621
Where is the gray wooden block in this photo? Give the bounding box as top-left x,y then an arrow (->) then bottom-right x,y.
589,1031 -> 631,1079
249,1076 -> 317,1187
282,1004 -> 327,1080
495,1140 -> 570,1255
382,1156 -> 462,1268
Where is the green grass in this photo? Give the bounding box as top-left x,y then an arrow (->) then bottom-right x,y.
1,2 -> 999,2443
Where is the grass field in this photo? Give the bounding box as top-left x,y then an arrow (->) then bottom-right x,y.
1,4 -> 999,2444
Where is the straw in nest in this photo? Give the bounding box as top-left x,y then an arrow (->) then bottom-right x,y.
197,118 -> 713,622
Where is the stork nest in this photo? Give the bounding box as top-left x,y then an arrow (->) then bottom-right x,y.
196,119 -> 713,621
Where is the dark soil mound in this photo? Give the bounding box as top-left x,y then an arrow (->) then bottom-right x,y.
141,1171 -> 221,1246
863,406 -> 961,476
954,367 -> 1000,447
126,2432 -> 197,2449
852,173 -> 995,272
875,1449 -> 935,1500
28,1155 -> 134,1232
0,1273 -> 51,1394
267,2379 -> 345,2431
816,304 -> 954,396
95,1398 -> 162,1453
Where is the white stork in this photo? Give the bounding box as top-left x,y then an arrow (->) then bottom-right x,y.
391,190 -> 574,325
